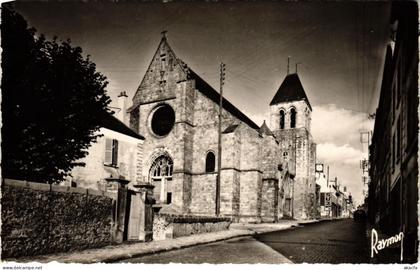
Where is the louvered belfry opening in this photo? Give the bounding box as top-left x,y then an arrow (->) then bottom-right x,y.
290,108 -> 296,128
280,110 -> 285,129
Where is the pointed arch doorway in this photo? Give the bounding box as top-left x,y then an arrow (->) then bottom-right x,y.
149,155 -> 173,204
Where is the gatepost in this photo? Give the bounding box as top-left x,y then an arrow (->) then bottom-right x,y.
133,182 -> 155,242
106,177 -> 130,244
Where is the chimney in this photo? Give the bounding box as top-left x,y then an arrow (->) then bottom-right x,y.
117,91 -> 128,124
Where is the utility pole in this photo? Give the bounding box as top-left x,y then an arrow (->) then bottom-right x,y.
287,56 -> 290,75
327,165 -> 330,187
216,62 -> 226,216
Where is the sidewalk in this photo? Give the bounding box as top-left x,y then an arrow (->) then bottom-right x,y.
4,219 -> 321,264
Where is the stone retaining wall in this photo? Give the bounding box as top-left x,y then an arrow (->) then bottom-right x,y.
153,214 -> 231,240
1,179 -> 114,258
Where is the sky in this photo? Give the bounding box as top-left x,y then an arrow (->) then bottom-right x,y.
10,1 -> 392,206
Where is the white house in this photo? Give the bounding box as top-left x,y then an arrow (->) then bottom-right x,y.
67,92 -> 144,190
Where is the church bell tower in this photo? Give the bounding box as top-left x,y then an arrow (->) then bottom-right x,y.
269,72 -> 316,220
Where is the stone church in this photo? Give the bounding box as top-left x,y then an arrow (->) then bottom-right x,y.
126,34 -> 317,221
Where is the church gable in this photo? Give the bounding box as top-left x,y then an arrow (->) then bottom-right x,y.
132,36 -> 188,107
131,35 -> 260,133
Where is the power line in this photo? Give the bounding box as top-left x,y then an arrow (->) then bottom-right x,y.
233,24 -> 320,77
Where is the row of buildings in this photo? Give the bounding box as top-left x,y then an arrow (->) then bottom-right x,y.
367,1 -> 418,262
67,34 -> 320,222
316,172 -> 354,219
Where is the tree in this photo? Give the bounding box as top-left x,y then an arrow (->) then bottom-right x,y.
1,7 -> 113,184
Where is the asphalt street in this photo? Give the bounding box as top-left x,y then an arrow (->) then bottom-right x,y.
121,219 -> 405,264
121,236 -> 292,264
256,219 -> 371,263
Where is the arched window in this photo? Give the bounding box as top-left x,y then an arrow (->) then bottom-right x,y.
279,110 -> 285,129
205,152 -> 216,172
149,155 -> 173,204
150,155 -> 173,180
290,108 -> 296,128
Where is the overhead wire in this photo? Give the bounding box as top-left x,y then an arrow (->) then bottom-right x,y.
233,23 -> 321,77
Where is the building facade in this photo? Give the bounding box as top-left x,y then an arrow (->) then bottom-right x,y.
368,1 -> 418,262
125,35 -> 317,221
316,172 -> 353,219
68,103 -> 145,190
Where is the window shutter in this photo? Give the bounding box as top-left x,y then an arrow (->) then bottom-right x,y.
105,138 -> 113,165
112,139 -> 119,166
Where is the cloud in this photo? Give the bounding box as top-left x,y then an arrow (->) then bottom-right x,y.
247,110 -> 270,128
312,104 -> 374,147
311,104 -> 374,206
317,143 -> 363,166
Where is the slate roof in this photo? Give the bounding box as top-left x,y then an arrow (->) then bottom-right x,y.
270,73 -> 312,110
186,68 -> 260,130
259,120 -> 275,137
101,112 -> 145,140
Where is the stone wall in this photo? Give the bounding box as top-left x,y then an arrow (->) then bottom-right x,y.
261,179 -> 279,222
1,179 -> 114,258
270,100 -> 311,131
260,135 -> 280,180
132,38 -> 184,106
238,171 -> 262,223
220,169 -> 240,218
153,214 -> 231,240
190,173 -> 217,215
273,125 -> 316,220
237,125 -> 263,223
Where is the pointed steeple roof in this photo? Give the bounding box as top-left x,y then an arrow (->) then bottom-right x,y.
259,120 -> 274,137
270,73 -> 312,110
